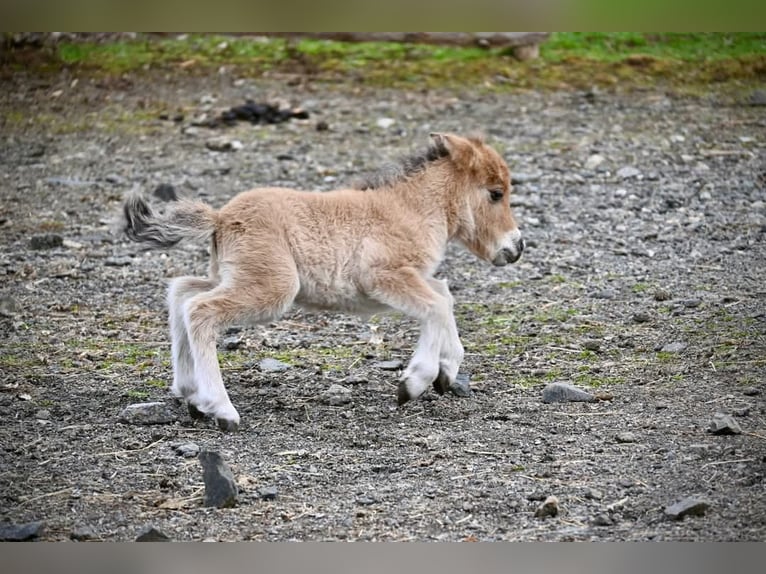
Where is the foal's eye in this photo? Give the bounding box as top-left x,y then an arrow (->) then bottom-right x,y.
489,188 -> 504,202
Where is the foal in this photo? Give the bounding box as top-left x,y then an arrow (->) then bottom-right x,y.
123,133 -> 524,431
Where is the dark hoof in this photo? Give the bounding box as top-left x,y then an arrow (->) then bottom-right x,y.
397,383 -> 411,406
216,418 -> 239,433
188,403 -> 207,420
432,369 -> 450,395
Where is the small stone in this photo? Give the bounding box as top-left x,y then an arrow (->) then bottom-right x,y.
105,173 -> 125,185
584,154 -> 605,170
258,486 -> 278,500
29,233 -> 63,250
660,342 -> 687,353
449,372 -> 472,397
617,166 -> 641,179
534,495 -> 559,518
708,413 -> 742,435
511,172 -> 542,184
584,487 -> 603,500
542,382 -> 595,403
322,383 -> 352,406
0,295 -> 19,317
345,374 -> 368,385
70,525 -> 97,541
153,183 -> 178,202
664,496 -> 710,520
653,288 -> 672,301
583,339 -> 601,352
135,526 -> 171,541
173,442 -> 200,458
119,402 -> 176,425
592,288 -> 617,300
742,387 -> 760,396
591,513 -> 613,526
373,359 -> 403,371
376,117 -> 395,129
223,336 -> 242,350
682,298 -> 702,308
199,451 -> 238,508
747,89 -> 766,106
316,120 -> 330,131
632,312 -> 651,323
259,358 -> 291,372
615,431 -> 637,443
104,256 -> 133,267
0,521 -> 44,541
205,137 -> 243,152
35,409 -> 51,420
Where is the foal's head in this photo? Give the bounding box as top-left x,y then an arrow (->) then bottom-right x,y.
431,133 -> 524,266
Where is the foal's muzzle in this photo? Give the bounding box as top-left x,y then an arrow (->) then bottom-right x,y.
492,237 -> 525,266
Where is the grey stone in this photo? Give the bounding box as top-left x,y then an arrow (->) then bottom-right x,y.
747,89 -> 766,106
449,372 -> 472,397
119,402 -> 176,425
173,442 -> 200,458
105,173 -> 125,184
29,233 -> 63,250
259,358 -> 291,372
682,298 -> 702,308
583,339 -> 601,352
511,172 -> 542,184
135,525 -> 171,541
584,487 -> 603,500
0,521 -> 44,541
70,524 -> 97,541
104,256 -> 133,267
374,359 -> 403,371
206,137 -> 243,152
584,154 -> 605,171
35,409 -> 51,420
0,295 -> 20,317
592,288 -> 618,300
617,166 -> 641,179
591,513 -> 613,526
153,183 -> 178,202
653,288 -> 673,301
664,496 -> 710,520
542,382 -> 595,403
534,495 -> 559,518
632,312 -> 651,324
616,431 -> 638,443
322,383 -> 352,406
660,342 -> 687,353
258,485 -> 278,500
708,413 -> 742,435
199,451 -> 238,508
223,336 -> 243,350
742,387 -> 760,396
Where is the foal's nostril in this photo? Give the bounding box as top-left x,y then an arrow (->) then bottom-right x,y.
518,237 -> 525,253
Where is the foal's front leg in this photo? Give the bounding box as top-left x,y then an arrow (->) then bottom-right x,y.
427,278 -> 464,396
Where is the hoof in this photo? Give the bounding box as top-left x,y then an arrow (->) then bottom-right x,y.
397,383 -> 411,406
188,403 -> 207,420
216,417 -> 239,433
432,369 -> 450,395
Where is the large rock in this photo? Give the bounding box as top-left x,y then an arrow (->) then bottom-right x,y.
664,496 -> 711,520
119,402 -> 176,425
542,382 -> 595,403
199,451 -> 238,508
708,413 -> 742,435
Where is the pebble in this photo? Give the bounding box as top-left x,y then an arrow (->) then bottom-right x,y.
584,154 -> 605,170
322,383 -> 352,406
135,525 -> 171,541
259,358 -> 291,372
542,382 -> 595,403
258,486 -> 279,500
173,442 -> 200,458
449,372 -> 472,397
119,402 -> 177,425
659,342 -> 687,353
591,513 -> 614,526
708,413 -> 742,435
617,166 -> 641,179
682,298 -> 702,308
105,173 -> 125,185
0,295 -> 19,317
511,172 -> 542,184
584,487 -> 603,500
534,495 -> 559,518
104,256 -> 133,267
592,288 -> 618,300
653,288 -> 673,301
632,311 -> 651,324
70,524 -> 97,541
664,496 -> 710,520
747,89 -> 766,106
223,336 -> 243,350
199,451 -> 238,508
316,120 -> 330,131
373,359 -> 403,371
29,233 -> 63,250
35,409 -> 51,420
153,183 -> 178,202
742,387 -> 760,396
615,431 -> 638,443
376,117 -> 395,129
205,137 -> 243,152
0,521 -> 44,541
583,339 -> 601,352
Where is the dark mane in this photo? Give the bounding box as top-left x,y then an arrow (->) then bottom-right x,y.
351,139 -> 450,191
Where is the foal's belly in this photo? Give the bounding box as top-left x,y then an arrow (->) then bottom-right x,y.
294,281 -> 389,316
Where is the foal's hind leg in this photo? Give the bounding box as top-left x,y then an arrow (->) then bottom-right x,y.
167,276 -> 218,407
184,271 -> 299,431
427,278 -> 464,395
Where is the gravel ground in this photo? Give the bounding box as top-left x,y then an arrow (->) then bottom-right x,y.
1,67 -> 765,541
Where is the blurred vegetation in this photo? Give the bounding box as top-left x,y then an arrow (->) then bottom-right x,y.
2,32 -> 765,92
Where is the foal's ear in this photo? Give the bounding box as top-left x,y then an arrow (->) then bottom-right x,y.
429,132 -> 456,156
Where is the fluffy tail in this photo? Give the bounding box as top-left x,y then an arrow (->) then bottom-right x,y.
122,192 -> 217,248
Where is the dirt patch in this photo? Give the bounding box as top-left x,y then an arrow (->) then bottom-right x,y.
1,67 -> 764,541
